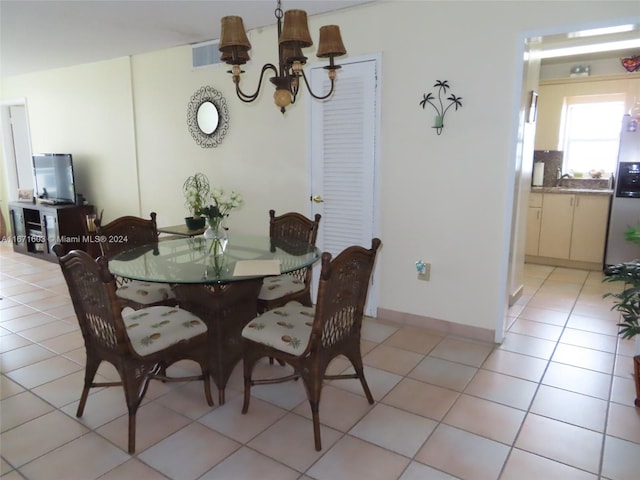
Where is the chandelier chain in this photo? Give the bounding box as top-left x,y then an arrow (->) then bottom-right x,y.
275,0 -> 283,19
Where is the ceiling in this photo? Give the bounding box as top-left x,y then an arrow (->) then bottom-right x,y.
536,24 -> 640,66
1,1 -> 638,77
0,0 -> 376,77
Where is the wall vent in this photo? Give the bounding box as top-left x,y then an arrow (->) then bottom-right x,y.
192,40 -> 221,69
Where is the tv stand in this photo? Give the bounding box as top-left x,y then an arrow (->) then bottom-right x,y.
8,202 -> 96,263
39,199 -> 73,206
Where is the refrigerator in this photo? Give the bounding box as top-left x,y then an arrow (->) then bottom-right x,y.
605,115 -> 640,265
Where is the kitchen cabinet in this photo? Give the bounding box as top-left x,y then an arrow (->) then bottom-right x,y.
570,194 -> 611,263
525,193 -> 543,256
8,202 -> 95,263
538,194 -> 574,259
536,193 -> 610,265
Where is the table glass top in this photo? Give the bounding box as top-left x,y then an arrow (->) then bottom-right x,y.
108,234 -> 320,284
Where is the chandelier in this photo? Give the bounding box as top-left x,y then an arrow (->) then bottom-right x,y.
218,0 -> 347,114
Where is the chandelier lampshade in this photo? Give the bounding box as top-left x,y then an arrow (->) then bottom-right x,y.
219,16 -> 251,65
316,25 -> 346,58
220,49 -> 250,65
281,44 -> 303,65
279,10 -> 313,47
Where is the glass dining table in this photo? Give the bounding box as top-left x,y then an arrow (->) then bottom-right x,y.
109,234 -> 320,404
108,234 -> 319,285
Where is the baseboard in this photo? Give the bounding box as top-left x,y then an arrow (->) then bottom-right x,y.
525,255 -> 603,271
376,308 -> 496,344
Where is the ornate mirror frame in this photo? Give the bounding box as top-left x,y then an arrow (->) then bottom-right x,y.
187,86 -> 229,148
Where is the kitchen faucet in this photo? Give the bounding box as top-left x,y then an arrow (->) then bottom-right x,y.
555,172 -> 571,187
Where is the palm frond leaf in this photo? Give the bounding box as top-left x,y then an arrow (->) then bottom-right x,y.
419,92 -> 434,108
434,80 -> 450,91
447,94 -> 463,110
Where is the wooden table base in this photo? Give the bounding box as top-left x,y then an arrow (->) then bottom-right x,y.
173,279 -> 262,404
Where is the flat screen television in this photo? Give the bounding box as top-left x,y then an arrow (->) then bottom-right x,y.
33,153 -> 76,205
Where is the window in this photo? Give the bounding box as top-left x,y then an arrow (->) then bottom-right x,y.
559,94 -> 625,175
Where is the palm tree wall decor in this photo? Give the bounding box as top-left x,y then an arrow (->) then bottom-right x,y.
419,80 -> 463,135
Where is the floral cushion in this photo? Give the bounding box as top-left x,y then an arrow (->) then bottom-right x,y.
116,279 -> 176,304
123,306 -> 206,356
242,303 -> 315,356
257,275 -> 305,301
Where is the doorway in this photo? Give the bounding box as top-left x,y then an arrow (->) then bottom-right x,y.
505,20 -> 639,340
1,100 -> 33,237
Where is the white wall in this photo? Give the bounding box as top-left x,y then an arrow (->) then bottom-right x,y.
130,41 -> 311,232
1,1 -> 639,339
1,58 -> 139,218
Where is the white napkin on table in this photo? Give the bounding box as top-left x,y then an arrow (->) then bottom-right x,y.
233,260 -> 281,277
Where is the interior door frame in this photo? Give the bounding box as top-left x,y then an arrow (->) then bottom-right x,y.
1,99 -> 33,228
0,98 -> 32,196
307,53 -> 382,317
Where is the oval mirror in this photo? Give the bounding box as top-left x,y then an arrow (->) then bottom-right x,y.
197,101 -> 219,135
187,86 -> 229,148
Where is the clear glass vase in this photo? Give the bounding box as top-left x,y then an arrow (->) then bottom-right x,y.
204,218 -> 228,256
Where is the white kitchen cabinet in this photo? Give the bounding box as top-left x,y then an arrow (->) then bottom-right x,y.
537,192 -> 611,264
570,194 -> 611,263
525,193 -> 543,256
539,193 -> 574,259
526,207 -> 542,256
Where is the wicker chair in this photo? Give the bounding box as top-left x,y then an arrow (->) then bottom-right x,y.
173,279 -> 262,405
257,210 -> 321,314
94,212 -> 176,309
53,246 -> 213,453
241,238 -> 382,450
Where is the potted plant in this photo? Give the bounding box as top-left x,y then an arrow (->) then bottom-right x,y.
603,222 -> 640,407
182,172 -> 210,230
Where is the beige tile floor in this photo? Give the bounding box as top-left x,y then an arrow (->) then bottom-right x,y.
1,244 -> 640,480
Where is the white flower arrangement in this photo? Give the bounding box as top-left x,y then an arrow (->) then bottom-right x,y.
200,188 -> 244,228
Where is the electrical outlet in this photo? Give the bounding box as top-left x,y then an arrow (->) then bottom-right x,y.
416,260 -> 430,281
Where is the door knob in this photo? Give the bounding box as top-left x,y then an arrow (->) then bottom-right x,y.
312,195 -> 324,203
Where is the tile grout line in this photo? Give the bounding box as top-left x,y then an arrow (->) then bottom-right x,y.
496,266 -> 560,480
497,267 -> 606,479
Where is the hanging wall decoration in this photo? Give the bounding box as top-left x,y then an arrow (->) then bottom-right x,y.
187,86 -> 229,148
419,80 -> 463,135
621,55 -> 640,73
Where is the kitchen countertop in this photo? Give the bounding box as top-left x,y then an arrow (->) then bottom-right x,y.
532,186 -> 613,196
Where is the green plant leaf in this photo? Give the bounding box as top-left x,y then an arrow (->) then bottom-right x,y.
624,223 -> 640,245
603,260 -> 640,339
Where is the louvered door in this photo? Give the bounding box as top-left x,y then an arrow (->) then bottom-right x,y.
309,56 -> 380,315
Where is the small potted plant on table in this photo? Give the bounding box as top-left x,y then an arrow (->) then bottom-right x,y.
604,223 -> 640,407
183,172 -> 210,230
